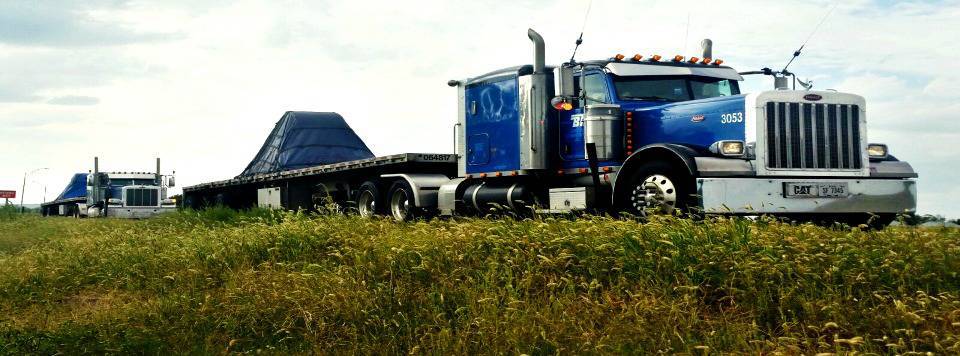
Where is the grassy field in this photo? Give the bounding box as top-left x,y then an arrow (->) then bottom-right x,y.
1,209 -> 958,354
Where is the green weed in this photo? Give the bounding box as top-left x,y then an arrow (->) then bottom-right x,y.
0,212 -> 958,354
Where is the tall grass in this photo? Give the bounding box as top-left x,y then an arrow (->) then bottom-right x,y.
0,204 -> 19,221
0,211 -> 958,354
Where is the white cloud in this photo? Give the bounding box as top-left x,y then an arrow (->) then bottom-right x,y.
1,0 -> 958,217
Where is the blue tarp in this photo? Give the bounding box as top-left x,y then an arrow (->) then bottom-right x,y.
239,111 -> 374,177
55,173 -> 88,201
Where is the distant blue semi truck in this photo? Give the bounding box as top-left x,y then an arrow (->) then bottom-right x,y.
41,157 -> 177,218
184,29 -> 917,227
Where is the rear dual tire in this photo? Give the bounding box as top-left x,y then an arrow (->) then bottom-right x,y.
388,181 -> 417,222
356,182 -> 383,218
355,180 -> 425,221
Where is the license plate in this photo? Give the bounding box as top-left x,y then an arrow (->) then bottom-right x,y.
784,182 -> 849,198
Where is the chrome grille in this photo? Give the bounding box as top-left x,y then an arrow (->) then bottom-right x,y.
765,102 -> 862,170
125,188 -> 159,207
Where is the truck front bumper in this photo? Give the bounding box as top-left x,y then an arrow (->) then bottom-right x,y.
105,206 -> 177,219
697,178 -> 917,214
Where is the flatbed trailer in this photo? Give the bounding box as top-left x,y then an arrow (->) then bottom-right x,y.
183,153 -> 457,212
40,197 -> 86,217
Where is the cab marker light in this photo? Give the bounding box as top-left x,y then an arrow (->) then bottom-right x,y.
578,168 -> 588,174
688,57 -> 699,64
702,58 -> 712,64
479,173 -> 487,178
673,55 -> 684,62
650,54 -> 662,62
631,54 -> 643,61
495,172 -> 503,177
551,97 -> 574,111
713,59 -> 724,65
602,166 -> 612,172
614,54 -> 625,61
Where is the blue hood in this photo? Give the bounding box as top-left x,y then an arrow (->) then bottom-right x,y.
625,94 -> 747,151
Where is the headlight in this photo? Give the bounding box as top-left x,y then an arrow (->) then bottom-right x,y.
709,140 -> 745,156
867,143 -> 889,159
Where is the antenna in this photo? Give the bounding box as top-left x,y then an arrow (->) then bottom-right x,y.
782,0 -> 839,73
682,13 -> 690,55
568,0 -> 594,63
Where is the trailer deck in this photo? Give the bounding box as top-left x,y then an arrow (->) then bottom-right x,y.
184,153 -> 457,192
183,152 -> 458,211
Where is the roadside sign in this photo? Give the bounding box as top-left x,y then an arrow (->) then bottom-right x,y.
0,190 -> 15,199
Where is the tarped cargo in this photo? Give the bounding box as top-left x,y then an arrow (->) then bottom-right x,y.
239,111 -> 374,177
55,173 -> 88,201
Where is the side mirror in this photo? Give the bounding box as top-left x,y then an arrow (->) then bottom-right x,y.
167,176 -> 176,187
557,65 -> 576,97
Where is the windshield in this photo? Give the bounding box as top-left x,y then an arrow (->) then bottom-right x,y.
612,75 -> 740,102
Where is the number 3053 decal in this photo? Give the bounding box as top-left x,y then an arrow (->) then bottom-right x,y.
720,112 -> 744,124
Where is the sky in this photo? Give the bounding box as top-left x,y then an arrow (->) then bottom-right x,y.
0,0 -> 957,217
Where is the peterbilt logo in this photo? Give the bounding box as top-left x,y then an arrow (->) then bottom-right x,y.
803,94 -> 823,101
691,114 -> 705,122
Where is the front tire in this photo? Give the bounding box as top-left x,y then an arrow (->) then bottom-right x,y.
615,161 -> 695,217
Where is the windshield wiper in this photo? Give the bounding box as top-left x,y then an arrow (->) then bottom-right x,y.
620,95 -> 677,102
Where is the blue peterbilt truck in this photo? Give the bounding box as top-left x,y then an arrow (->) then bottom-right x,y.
184,29 -> 917,227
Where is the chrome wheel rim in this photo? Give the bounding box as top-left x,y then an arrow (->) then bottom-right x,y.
629,174 -> 678,216
390,189 -> 410,221
358,190 -> 376,218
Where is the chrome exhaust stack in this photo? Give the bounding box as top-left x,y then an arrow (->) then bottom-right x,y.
528,29 -> 545,74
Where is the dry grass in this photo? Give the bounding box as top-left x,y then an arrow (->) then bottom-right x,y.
1,209 -> 958,354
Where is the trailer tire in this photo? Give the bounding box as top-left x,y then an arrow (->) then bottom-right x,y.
387,181 -> 421,221
356,181 -> 384,218
614,161 -> 695,218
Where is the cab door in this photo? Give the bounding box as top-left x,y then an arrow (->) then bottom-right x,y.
558,71 -> 612,164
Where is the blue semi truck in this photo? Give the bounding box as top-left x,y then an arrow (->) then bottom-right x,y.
184,29 -> 917,227
41,157 -> 177,218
